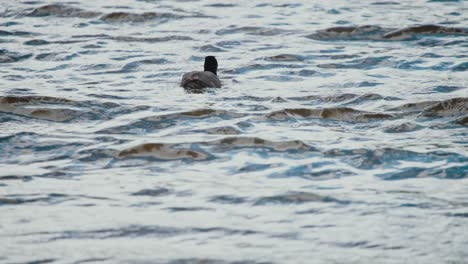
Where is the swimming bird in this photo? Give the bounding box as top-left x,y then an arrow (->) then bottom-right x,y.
180,56 -> 222,89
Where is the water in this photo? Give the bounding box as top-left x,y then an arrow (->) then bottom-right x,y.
0,0 -> 467,263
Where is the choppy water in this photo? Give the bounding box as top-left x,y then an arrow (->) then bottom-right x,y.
1,0 -> 468,263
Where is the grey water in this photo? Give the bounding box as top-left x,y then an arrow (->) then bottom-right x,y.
0,0 -> 467,263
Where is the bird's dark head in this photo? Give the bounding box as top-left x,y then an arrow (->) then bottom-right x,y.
204,56 -> 218,75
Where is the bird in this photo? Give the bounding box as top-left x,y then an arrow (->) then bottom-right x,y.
180,56 -> 222,90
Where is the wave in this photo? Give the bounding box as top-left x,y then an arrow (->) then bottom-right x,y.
187,126 -> 242,135
0,193 -> 73,206
98,109 -> 246,134
306,25 -> 391,41
420,98 -> 468,118
225,63 -> 304,74
131,188 -> 171,197
266,107 -> 395,122
0,49 -> 32,63
378,165 -> 468,180
253,191 -> 346,205
383,122 -> 424,133
216,26 -> 290,36
117,143 -> 211,161
0,29 -> 37,37
205,137 -> 314,151
382,25 -> 468,40
0,96 -> 79,122
325,147 -> 466,170
35,52 -> 79,61
24,225 -> 260,242
23,39 -> 84,46
289,91 -> 398,104
387,98 -> 468,118
112,35 -> 193,43
27,4 -> 101,18
263,54 -> 305,62
317,56 -> 392,70
100,12 -> 184,23
454,116 -> 468,126
0,96 -> 120,122
116,137 -> 314,161
212,191 -> 345,206
71,34 -> 192,44
271,165 -> 355,180
307,24 -> 468,41
27,4 -> 203,23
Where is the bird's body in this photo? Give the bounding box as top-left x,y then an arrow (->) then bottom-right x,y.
180,71 -> 221,89
180,56 -> 221,90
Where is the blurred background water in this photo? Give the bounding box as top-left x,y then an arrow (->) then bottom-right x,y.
0,0 -> 467,263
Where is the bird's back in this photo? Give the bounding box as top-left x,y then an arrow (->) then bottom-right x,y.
180,71 -> 221,89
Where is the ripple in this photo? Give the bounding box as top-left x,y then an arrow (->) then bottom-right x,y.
264,54 -> 305,62
420,98 -> 468,118
121,58 -> 169,71
307,24 -> 468,42
35,52 -> 79,61
216,26 -> 290,36
288,93 -> 359,102
100,12 -> 184,23
430,85 -> 464,93
0,96 -> 80,122
371,1 -> 400,5
90,58 -> 170,75
26,4 -> 198,24
446,212 -> 468,218
27,4 -> 101,18
272,165 -> 355,180
215,40 -> 242,48
383,122 -> 424,133
167,259 -> 268,264
253,191 -> 345,205
227,63 -> 303,74
382,25 -> 468,40
205,3 -> 237,7
325,148 -> 466,170
117,143 -> 211,161
209,195 -> 247,204
454,116 -> 468,126
189,126 -> 242,135
23,39 -> 83,46
452,62 -> 468,71
0,95 -> 120,122
1,193 -> 75,206
117,35 -> 193,42
317,56 -> 392,70
378,165 -> 468,180
387,100 -> 439,113
72,34 -> 193,43
99,109 -> 245,134
23,39 -> 49,45
199,44 -> 225,52
266,107 -> 394,122
31,225 -> 260,241
306,25 -> 390,41
205,137 -> 314,152
0,29 -> 37,37
343,93 -> 401,105
0,49 -> 32,63
131,188 -> 171,197
166,207 -> 213,212
112,137 -> 317,162
45,225 -> 186,240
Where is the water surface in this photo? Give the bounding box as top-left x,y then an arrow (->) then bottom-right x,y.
1,0 -> 467,263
